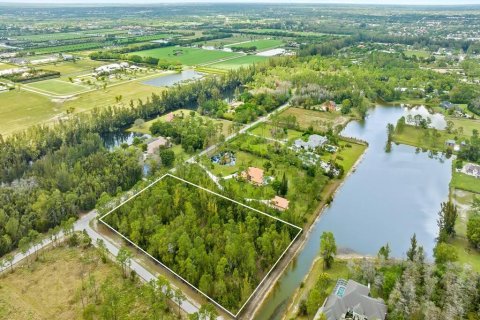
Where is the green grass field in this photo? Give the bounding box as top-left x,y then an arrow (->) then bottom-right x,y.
451,170 -> 480,194
0,79 -> 161,136
404,50 -> 431,58
451,190 -> 480,272
42,59 -> 106,75
206,55 -> 267,69
448,117 -> 480,137
393,125 -> 469,152
225,38 -> 283,50
249,122 -> 304,141
278,107 -> 351,132
0,63 -> 15,71
26,79 -> 88,96
0,89 -> 60,135
130,46 -> 241,66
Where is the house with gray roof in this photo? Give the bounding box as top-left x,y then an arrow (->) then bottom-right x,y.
293,134 -> 328,151
314,279 -> 387,320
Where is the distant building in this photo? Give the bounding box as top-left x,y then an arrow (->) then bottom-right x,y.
146,137 -> 169,155
325,100 -> 338,112
462,163 -> 480,178
94,62 -> 129,75
445,139 -> 456,148
315,279 -> 387,320
271,196 -> 289,211
294,134 -> 328,151
241,167 -> 264,186
440,101 -> 454,110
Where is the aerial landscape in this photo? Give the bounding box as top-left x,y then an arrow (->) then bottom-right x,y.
0,1 -> 480,319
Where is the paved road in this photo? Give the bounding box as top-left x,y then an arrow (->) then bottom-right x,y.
0,210 -> 203,316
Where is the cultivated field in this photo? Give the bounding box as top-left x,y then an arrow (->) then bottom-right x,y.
0,63 -> 15,70
207,55 -> 267,69
225,38 -> 284,50
42,59 -> 106,75
130,46 -> 241,65
0,80 -> 161,135
26,79 -> 88,96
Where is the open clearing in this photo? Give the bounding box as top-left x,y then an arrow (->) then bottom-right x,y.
0,246 -> 119,320
128,108 -> 234,137
207,55 -> 267,70
100,173 -> 301,316
130,46 -> 241,65
278,107 -> 351,132
26,79 -> 88,96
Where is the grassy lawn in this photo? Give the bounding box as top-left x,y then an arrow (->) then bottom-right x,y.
206,55 -> 267,70
450,189 -> 480,272
130,46 -> 241,66
392,125 -> 467,152
334,141 -> 367,173
448,117 -> 480,137
0,246 -> 123,320
451,170 -> 480,194
225,39 -> 283,50
284,258 -> 350,320
278,107 -> 351,132
26,79 -> 88,96
249,122 -> 304,141
404,50 -> 431,58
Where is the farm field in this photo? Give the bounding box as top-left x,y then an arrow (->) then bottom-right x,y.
130,46 -> 242,65
14,31 -> 93,41
42,59 -> 106,75
34,42 -> 106,54
0,79 -> 161,135
207,55 -> 267,69
226,38 -> 284,50
199,35 -> 257,47
26,79 -> 88,96
0,89 -> 58,135
0,63 -> 15,70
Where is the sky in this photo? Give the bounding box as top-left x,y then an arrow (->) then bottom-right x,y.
1,0 -> 480,5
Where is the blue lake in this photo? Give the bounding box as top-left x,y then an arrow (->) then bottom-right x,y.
254,104 -> 452,320
142,69 -> 203,87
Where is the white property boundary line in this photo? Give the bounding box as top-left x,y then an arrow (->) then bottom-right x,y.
99,173 -> 302,319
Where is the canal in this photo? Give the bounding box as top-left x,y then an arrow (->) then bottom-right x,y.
254,104 -> 452,320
